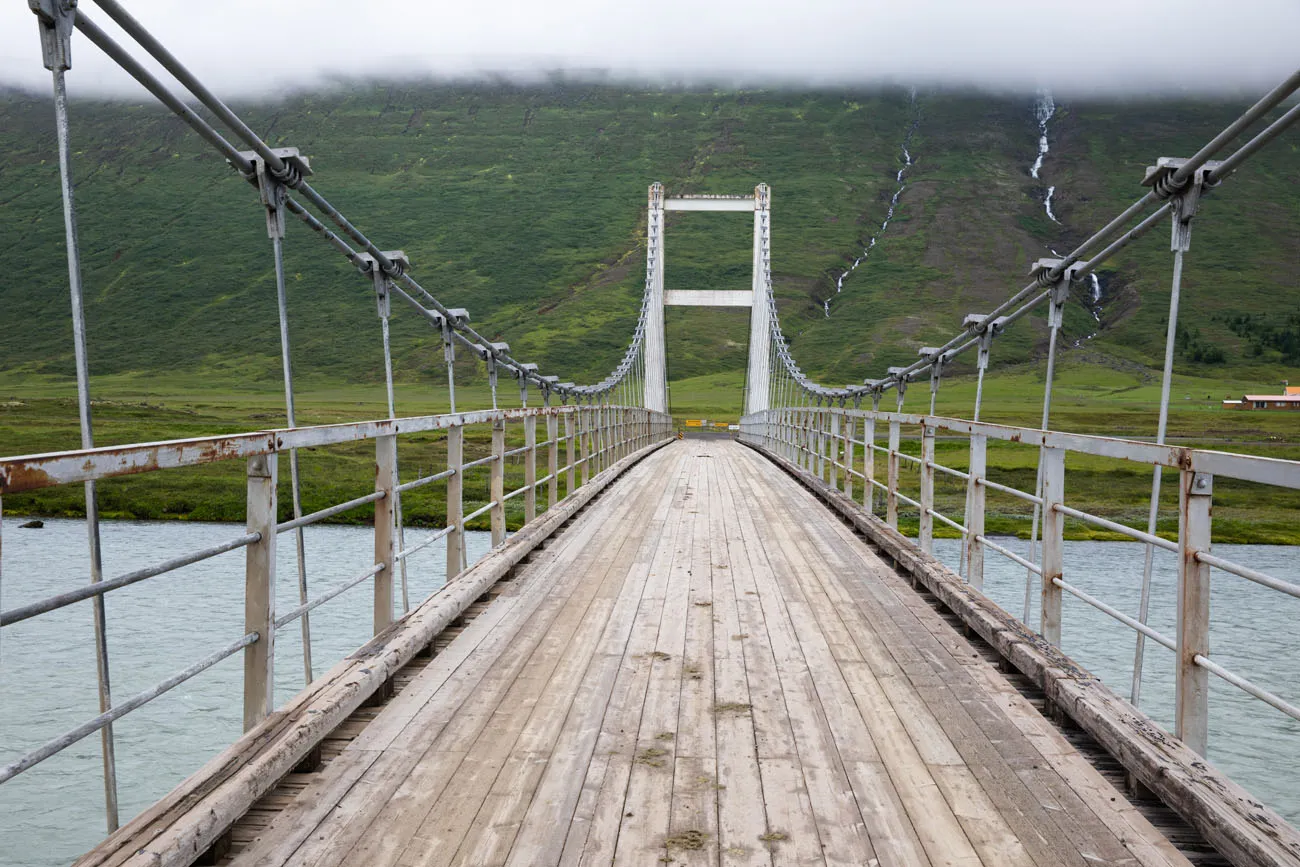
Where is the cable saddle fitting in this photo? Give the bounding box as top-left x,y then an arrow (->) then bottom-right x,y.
238,148 -> 313,240
918,346 -> 948,394
1029,258 -> 1086,329
1141,157 -> 1223,252
963,314 -> 1009,371
29,0 -> 75,71
357,251 -> 410,320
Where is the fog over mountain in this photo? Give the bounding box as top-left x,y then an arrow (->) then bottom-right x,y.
0,0 -> 1296,98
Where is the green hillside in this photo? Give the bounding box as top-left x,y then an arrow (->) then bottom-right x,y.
1,82 -> 1297,400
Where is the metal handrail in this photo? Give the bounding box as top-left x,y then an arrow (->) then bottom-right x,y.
0,631 -> 258,786
276,564 -> 386,628
0,532 -> 260,627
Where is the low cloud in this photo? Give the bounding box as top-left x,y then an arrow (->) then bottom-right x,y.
1,0 -> 1296,99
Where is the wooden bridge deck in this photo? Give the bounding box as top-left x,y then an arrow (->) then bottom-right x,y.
231,440 -> 1191,867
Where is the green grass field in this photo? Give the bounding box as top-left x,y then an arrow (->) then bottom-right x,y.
1,82 -> 1296,540
2,356 -> 1296,543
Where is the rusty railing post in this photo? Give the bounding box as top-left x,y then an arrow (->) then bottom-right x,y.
920,424 -> 935,554
1040,446 -> 1066,646
844,415 -> 856,500
243,453 -> 277,731
1177,470 -> 1213,755
566,411 -> 577,495
547,414 -> 559,509
864,412 -> 876,512
887,417 -> 901,529
490,417 -> 506,547
828,411 -> 840,489
373,434 -> 396,634
580,408 -> 591,486
524,415 -> 537,523
964,433 -> 987,589
446,423 -> 463,582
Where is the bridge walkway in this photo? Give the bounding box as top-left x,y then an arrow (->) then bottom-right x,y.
229,440 -> 1191,867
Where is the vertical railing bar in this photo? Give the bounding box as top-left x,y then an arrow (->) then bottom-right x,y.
887,417 -> 901,529
1133,243 -> 1190,708
446,424 -> 463,583
47,60 -> 119,832
565,412 -> 576,496
547,414 -> 559,510
268,208 -> 315,686
524,415 -> 537,524
919,424 -> 935,554
965,433 -> 987,588
490,418 -> 506,547
374,435 -> 396,634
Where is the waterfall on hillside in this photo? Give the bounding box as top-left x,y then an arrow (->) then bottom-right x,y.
1036,94 -> 1107,345
1031,92 -> 1060,225
825,88 -> 920,317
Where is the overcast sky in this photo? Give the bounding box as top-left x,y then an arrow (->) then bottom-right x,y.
1,0 -> 1297,99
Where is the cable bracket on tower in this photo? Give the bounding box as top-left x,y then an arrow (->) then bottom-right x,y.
1030,258 -> 1086,329
357,251 -> 410,320
29,0 -> 76,71
238,148 -> 312,240
1141,157 -> 1222,253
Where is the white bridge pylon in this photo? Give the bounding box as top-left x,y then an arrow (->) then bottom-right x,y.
642,182 -> 772,416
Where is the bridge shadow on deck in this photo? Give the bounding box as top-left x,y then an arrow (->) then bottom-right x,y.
221,441 -> 1215,867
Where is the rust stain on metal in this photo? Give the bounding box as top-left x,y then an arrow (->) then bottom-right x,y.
1,462 -> 56,494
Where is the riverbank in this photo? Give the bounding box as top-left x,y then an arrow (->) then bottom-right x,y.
2,376 -> 1297,544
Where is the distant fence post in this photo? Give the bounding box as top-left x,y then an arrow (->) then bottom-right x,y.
819,410 -> 830,480
243,453 -> 277,731
887,417 -> 901,529
579,408 -> 591,486
373,434 -> 397,634
1040,445 -> 1065,646
446,424 -> 464,581
547,414 -> 559,509
524,415 -> 537,523
828,412 -> 840,489
964,433 -> 987,589
919,425 -> 935,554
844,415 -> 856,500
566,412 -> 577,494
864,413 -> 876,513
490,418 -> 506,547
1177,470 -> 1213,756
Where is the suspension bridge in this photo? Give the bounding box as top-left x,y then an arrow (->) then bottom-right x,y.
3,2 -> 1300,865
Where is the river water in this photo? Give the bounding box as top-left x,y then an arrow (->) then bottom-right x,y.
0,518 -> 493,867
1,521 -> 1297,865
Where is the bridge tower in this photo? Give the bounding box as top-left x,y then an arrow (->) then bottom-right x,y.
642,183 -> 773,415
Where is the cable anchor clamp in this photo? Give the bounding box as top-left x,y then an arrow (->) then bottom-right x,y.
357,250 -> 410,319
1029,258 -> 1086,329
29,0 -> 76,72
1141,157 -> 1223,253
239,148 -> 312,239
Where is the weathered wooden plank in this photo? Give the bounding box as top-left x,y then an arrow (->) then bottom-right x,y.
75,437 -> 673,867
611,453 -> 702,867
503,454 -> 687,867
743,438 -> 1300,867
570,453 -> 697,867
707,457 -> 773,867
234,449 -> 676,867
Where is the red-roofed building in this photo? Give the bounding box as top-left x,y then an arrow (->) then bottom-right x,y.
1223,390 -> 1300,410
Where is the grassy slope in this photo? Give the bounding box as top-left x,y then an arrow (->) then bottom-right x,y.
1,82 -> 1297,539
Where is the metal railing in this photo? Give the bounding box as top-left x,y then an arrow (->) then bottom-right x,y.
14,0 -> 668,838
0,405 -> 672,812
740,408 -> 1300,756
